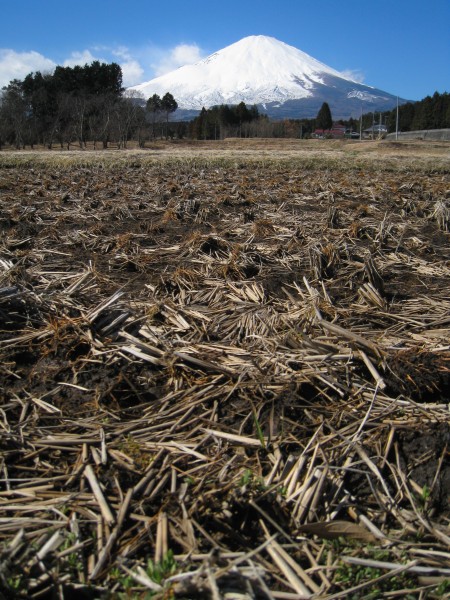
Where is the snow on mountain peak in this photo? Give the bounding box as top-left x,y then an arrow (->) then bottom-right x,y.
129,35 -> 353,109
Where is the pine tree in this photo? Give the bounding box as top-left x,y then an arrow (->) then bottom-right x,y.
160,92 -> 178,138
316,102 -> 332,133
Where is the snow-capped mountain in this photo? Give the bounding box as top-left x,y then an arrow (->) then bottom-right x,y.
130,36 -> 405,119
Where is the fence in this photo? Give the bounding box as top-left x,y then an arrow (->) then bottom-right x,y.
385,129 -> 450,141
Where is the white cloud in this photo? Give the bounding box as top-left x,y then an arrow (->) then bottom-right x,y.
340,68 -> 365,83
63,46 -> 144,87
63,49 -> 104,67
0,49 -> 56,88
120,59 -> 145,87
111,46 -> 132,61
0,42 -> 204,90
152,43 -> 204,76
111,46 -> 144,86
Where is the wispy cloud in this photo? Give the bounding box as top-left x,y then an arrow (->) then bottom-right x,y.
340,68 -> 365,83
63,49 -> 105,68
112,46 -> 144,87
151,43 -> 204,77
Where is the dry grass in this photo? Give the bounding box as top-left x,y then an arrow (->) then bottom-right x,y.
2,137 -> 449,165
0,141 -> 449,599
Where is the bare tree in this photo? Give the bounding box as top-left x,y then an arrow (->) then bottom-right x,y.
0,81 -> 28,148
115,90 -> 145,148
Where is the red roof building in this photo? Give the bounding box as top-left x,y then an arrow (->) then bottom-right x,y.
312,123 -> 347,139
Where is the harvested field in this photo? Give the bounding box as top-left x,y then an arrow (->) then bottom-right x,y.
0,140 -> 449,599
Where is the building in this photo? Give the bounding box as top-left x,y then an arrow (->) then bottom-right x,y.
312,123 -> 358,139
312,123 -> 345,138
363,124 -> 388,139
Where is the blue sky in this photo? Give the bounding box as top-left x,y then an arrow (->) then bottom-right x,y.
1,0 -> 448,100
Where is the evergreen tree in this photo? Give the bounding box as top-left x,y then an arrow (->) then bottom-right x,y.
218,105 -> 233,138
146,94 -> 162,138
316,102 -> 333,132
397,102 -> 415,132
445,93 -> 450,128
189,103 -> 260,140
199,107 -> 208,140
380,92 -> 450,133
160,92 -> 178,138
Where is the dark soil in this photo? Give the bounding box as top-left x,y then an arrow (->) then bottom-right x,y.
0,150 -> 449,599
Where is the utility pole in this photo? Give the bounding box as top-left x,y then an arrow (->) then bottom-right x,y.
359,104 -> 363,140
395,96 -> 399,141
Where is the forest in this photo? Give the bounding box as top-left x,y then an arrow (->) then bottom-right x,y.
0,60 -> 449,147
384,91 -> 450,132
188,92 -> 450,140
0,62 -> 178,150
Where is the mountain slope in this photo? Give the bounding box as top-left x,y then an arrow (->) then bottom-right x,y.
130,35 -> 405,119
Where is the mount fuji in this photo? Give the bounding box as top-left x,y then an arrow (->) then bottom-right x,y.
129,36 -> 406,119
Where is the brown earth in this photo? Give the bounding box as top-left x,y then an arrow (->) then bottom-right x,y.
0,139 -> 449,599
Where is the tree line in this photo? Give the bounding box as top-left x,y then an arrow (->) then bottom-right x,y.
188,103 -> 260,139
383,91 -> 450,132
187,102 -> 341,140
188,93 -> 450,140
0,61 -> 179,149
289,93 -> 449,139
286,93 -> 450,138
350,92 -> 449,137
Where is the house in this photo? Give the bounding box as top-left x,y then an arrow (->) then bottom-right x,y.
363,124 -> 388,139
312,123 -> 347,139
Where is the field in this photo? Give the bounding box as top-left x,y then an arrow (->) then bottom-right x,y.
0,139 -> 449,599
